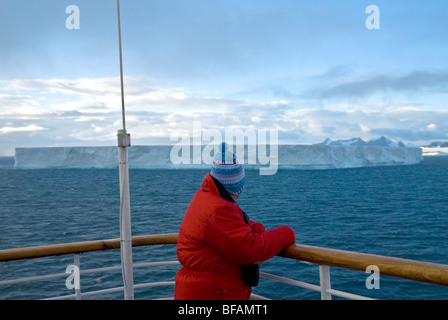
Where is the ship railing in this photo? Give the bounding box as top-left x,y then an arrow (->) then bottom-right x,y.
1,233 -> 447,300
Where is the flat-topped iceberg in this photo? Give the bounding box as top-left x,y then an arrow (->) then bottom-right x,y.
421,141 -> 448,156
14,136 -> 423,171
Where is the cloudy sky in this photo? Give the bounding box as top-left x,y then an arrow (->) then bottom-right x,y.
0,0 -> 447,156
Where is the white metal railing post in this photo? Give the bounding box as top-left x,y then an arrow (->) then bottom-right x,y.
117,129 -> 134,300
319,265 -> 332,300
116,0 -> 134,301
74,253 -> 81,300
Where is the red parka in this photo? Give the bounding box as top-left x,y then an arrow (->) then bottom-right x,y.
174,174 -> 295,300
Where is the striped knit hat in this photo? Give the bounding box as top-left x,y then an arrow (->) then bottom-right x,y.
210,142 -> 246,196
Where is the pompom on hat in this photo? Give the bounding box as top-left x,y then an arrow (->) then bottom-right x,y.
210,142 -> 246,196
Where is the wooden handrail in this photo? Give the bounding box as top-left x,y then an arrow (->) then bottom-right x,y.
0,234 -> 178,262
1,233 -> 447,287
280,243 -> 448,287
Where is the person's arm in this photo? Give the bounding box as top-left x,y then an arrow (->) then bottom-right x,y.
205,204 -> 295,265
248,220 -> 266,233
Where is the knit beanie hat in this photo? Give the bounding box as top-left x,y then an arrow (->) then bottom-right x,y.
210,142 -> 246,196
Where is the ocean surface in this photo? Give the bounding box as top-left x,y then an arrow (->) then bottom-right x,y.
0,156 -> 447,300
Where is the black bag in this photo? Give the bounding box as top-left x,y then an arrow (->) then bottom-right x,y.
240,210 -> 260,287
241,264 -> 260,287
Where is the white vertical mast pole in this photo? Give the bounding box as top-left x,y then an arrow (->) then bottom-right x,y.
116,0 -> 134,300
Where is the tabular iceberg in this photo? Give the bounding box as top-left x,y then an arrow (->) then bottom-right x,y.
276,144 -> 422,169
14,137 -> 423,171
421,141 -> 448,156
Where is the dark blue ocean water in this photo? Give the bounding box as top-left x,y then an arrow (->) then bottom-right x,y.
1,156 -> 447,300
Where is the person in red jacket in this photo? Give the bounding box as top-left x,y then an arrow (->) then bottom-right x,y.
174,142 -> 295,300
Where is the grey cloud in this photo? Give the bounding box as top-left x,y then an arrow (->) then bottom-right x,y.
0,94 -> 38,109
311,65 -> 353,81
305,70 -> 448,100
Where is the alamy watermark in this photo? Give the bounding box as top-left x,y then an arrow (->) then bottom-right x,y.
66,5 -> 80,30
365,265 -> 380,289
365,5 -> 380,30
169,121 -> 278,175
63,263 -> 381,295
65,4 -> 378,31
65,264 -> 80,290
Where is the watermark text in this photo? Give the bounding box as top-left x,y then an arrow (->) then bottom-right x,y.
66,5 -> 80,30
65,264 -> 80,290
365,5 -> 380,30
365,265 -> 380,289
170,122 -> 278,175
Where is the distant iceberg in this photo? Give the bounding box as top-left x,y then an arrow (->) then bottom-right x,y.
278,136 -> 422,169
421,140 -> 448,157
14,136 -> 423,170
314,136 -> 406,148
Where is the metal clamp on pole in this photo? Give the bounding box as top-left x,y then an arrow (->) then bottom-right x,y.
117,129 -> 131,148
